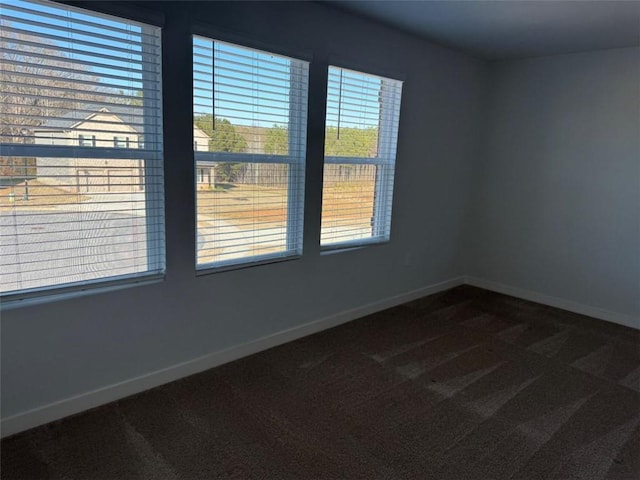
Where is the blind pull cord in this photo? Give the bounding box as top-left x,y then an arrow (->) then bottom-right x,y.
337,68 -> 343,140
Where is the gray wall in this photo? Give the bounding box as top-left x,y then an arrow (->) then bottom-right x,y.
1,2 -> 487,419
469,47 -> 640,321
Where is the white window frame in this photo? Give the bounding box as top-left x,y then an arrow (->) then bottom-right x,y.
322,68 -> 403,250
0,4 -> 165,302
113,136 -> 130,148
193,35 -> 309,272
79,134 -> 96,147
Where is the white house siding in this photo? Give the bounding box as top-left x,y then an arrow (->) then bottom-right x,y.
193,126 -> 210,152
69,112 -> 141,149
194,125 -> 214,190
36,156 -> 144,193
36,115 -> 213,193
35,112 -> 143,193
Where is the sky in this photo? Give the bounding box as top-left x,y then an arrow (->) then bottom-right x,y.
1,0 -> 148,92
193,35 -> 296,128
2,0 -> 382,130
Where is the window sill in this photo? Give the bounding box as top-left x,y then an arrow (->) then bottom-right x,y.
0,273 -> 165,311
320,237 -> 390,255
196,252 -> 301,276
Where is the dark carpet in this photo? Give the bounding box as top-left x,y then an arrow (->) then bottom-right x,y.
2,286 -> 639,479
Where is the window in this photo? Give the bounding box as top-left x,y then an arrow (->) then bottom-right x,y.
193,35 -> 308,269
0,0 -> 164,298
321,66 -> 402,248
79,135 -> 96,147
113,136 -> 130,148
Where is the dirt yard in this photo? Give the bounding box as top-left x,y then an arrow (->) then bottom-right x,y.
196,181 -> 375,229
1,180 -> 376,228
0,181 -> 86,210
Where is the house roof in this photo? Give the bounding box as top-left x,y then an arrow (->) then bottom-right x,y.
37,105 -> 212,141
35,104 -> 145,132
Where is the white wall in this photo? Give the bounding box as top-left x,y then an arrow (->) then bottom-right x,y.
469,47 -> 640,324
0,2 -> 487,424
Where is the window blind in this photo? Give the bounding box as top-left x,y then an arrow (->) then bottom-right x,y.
0,0 -> 164,297
321,66 -> 402,247
193,36 -> 308,269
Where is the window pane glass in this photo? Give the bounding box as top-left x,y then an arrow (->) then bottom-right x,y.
196,162 -> 290,265
0,0 -> 164,297
321,66 -> 402,248
321,164 -> 376,245
193,39 -> 297,156
0,156 -> 161,293
325,69 -> 381,158
193,35 -> 308,269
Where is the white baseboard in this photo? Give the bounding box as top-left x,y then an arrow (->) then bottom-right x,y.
464,276 -> 639,330
1,276 -> 465,438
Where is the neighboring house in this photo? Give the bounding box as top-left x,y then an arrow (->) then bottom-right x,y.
194,125 -> 214,190
34,106 -> 215,192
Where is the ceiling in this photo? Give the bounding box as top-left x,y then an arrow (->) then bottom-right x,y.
330,1 -> 640,60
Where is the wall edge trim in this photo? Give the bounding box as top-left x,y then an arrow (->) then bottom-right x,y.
1,276 -> 465,438
464,276 -> 639,330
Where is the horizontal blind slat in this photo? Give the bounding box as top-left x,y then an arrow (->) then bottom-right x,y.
0,14 -> 160,49
193,38 -> 297,65
0,69 -> 161,94
1,49 -> 159,79
0,24 -> 153,57
0,79 -> 161,104
2,3 -> 160,39
2,55 -> 156,87
0,36 -> 146,65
